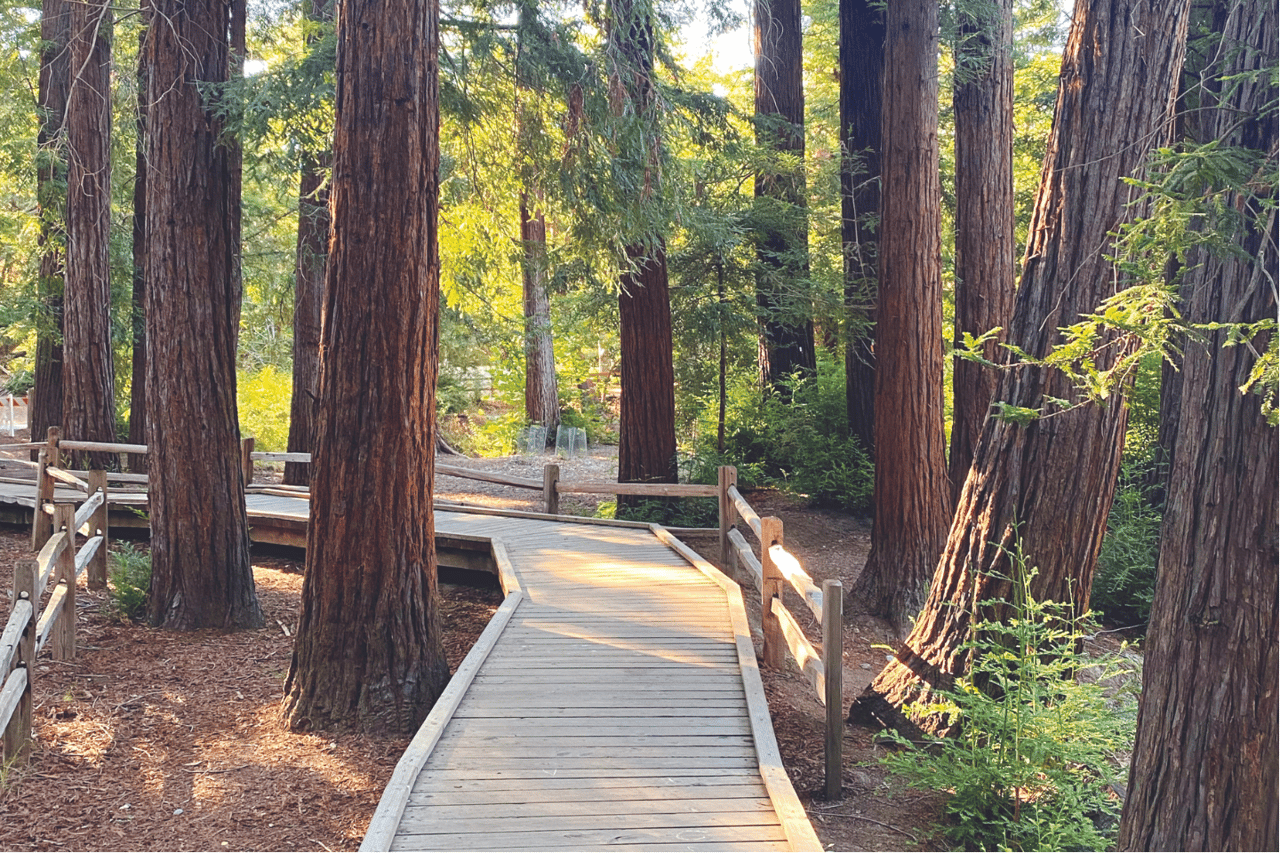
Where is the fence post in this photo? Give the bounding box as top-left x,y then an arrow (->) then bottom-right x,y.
241,436 -> 255,485
717,466 -> 736,572
760,516 -> 785,670
543,464 -> 560,515
823,578 -> 844,799
31,426 -> 60,551
2,558 -> 37,759
87,470 -> 109,591
51,504 -> 76,661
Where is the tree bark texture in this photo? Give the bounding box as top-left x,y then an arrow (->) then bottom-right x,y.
754,0 -> 815,390
32,0 -> 70,444
851,0 -> 1191,734
144,0 -> 262,631
282,0 -> 449,733
838,0 -> 883,457
520,196 -> 558,439
948,0 -> 1015,509
63,0 -> 115,464
848,0 -> 950,636
129,10 -> 149,474
1119,2 -> 1277,848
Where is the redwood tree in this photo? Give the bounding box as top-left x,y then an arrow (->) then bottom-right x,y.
847,0 -> 950,636
948,0 -> 1015,508
283,0 -> 332,487
1119,2 -> 1277,847
144,0 -> 262,630
838,0 -> 883,456
851,0 -> 1192,733
31,0 -> 70,443
754,0 -> 815,389
63,0 -> 115,458
128,7 -> 149,473
283,0 -> 450,732
520,197 -> 558,439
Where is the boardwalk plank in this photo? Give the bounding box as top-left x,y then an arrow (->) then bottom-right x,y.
407,784 -> 770,805
389,825 -> 790,852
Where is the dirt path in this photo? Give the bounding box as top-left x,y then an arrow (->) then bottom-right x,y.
0,441 -> 942,851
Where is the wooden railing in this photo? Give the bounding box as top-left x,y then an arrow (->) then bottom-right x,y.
718,466 -> 844,799
2,457 -> 110,760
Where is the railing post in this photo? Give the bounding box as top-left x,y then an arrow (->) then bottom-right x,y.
718,466 -> 736,572
31,426 -> 60,551
241,436 -> 255,485
760,516 -> 784,670
87,470 -> 109,591
51,504 -> 76,661
3,558 -> 38,760
823,578 -> 844,799
543,463 -> 560,515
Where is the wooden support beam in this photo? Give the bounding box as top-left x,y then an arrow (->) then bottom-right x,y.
543,464 -> 559,515
87,471 -> 108,591
717,466 -> 736,573
823,578 -> 843,800
50,504 -> 76,661
760,516 -> 784,670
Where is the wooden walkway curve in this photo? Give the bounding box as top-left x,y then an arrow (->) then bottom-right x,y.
363,510 -> 821,852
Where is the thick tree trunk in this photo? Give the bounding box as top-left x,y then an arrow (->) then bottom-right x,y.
144,0 -> 262,631
851,0 -> 1191,734
1119,2 -> 1277,848
63,0 -> 115,465
282,0 -> 449,733
847,0 -> 949,635
948,0 -> 1015,509
129,12 -> 148,474
838,0 -> 883,457
520,196 -> 558,439
754,0 -> 815,390
31,0 -> 70,444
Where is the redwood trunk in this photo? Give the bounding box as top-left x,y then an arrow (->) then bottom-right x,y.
63,0 -> 115,463
754,0 -> 815,390
283,0 -> 449,732
948,0 -> 1015,509
1119,2 -> 1277,848
520,197 -> 558,439
852,0 -> 1191,734
129,11 -> 148,473
839,0 -> 883,456
144,0 -> 262,630
848,0 -> 950,636
31,0 -> 70,444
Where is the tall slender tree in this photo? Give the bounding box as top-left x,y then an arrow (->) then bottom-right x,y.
128,4 -> 149,474
948,0 -> 1015,508
284,0 -> 333,487
754,0 -> 815,390
144,0 -> 262,630
283,0 -> 450,732
63,0 -> 115,460
838,0 -> 883,456
851,0 -> 1193,734
31,0 -> 70,443
1119,1 -> 1277,847
519,197 -> 558,438
847,0 -> 950,636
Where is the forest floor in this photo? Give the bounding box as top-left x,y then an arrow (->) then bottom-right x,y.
0,438 -> 946,852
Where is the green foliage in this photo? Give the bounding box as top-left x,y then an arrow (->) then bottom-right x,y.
1092,479 -> 1161,626
106,543 -> 151,623
884,558 -> 1137,851
237,365 -> 291,452
693,357 -> 873,512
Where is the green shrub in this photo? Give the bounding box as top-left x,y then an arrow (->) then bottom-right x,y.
883,552 -> 1136,851
106,543 -> 151,622
238,365 -> 292,451
1093,480 -> 1161,626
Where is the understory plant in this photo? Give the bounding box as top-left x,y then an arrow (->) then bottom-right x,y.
883,554 -> 1137,851
106,543 -> 151,622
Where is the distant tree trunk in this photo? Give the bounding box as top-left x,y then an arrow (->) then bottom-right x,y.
1119,2 -> 1277,848
63,0 -> 115,464
851,0 -> 1191,735
948,0 -> 1015,509
283,0 -> 449,733
31,0 -> 70,443
839,0 -> 883,457
283,0 -> 332,487
129,10 -> 149,474
754,0 -> 815,391
609,0 -> 678,509
144,0 -> 262,630
520,196 -> 558,439
228,0 -> 245,314
847,0 -> 950,636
